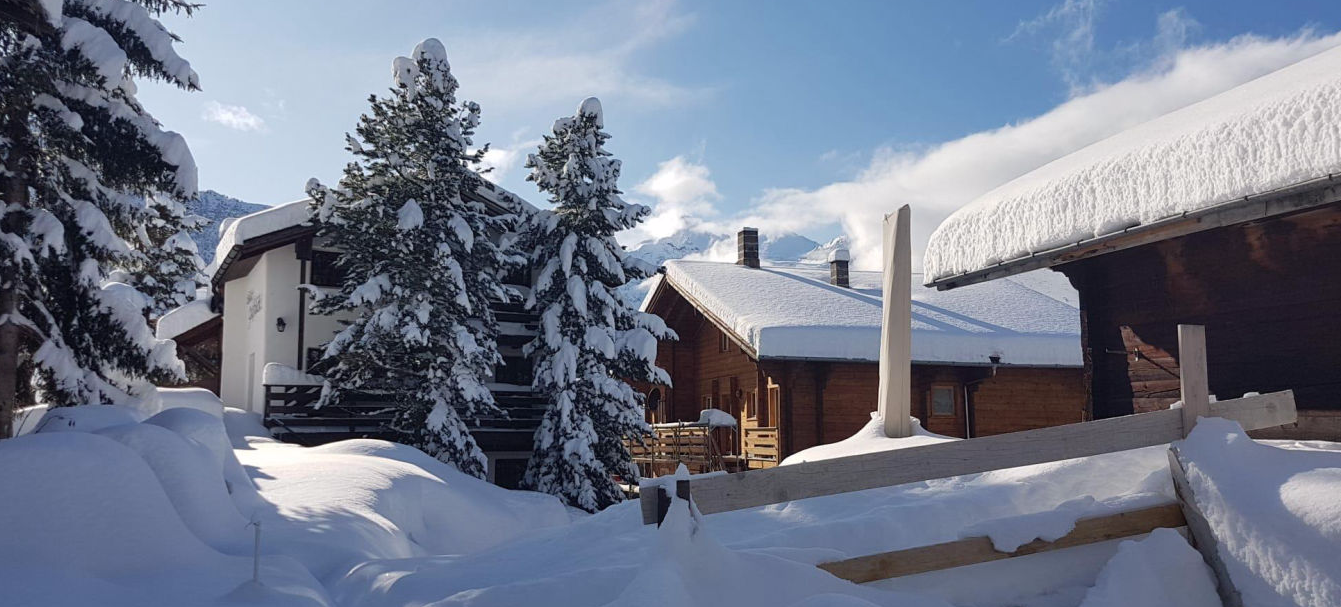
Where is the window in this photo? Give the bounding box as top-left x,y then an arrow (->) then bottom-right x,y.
707,379 -> 720,410
646,388 -> 662,412
930,386 -> 956,417
309,250 -> 346,287
745,390 -> 758,420
719,332 -> 730,353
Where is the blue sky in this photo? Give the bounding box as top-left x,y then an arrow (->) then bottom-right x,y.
139,0 -> 1341,265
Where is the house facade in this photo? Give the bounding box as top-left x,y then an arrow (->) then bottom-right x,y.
172,182 -> 542,486
639,231 -> 1087,468
923,45 -> 1341,440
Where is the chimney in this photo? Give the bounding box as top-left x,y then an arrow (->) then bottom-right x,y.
737,227 -> 760,268
829,248 -> 850,287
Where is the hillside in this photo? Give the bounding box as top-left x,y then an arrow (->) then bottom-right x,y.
185,190 -> 268,265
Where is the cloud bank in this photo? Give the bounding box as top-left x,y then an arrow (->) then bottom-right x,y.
625,19 -> 1341,271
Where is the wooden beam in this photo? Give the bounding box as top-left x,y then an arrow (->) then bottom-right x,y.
640,390 -> 1294,523
927,178 -> 1341,291
878,205 -> 913,438
1178,324 -> 1210,437
818,503 -> 1187,583
1168,447 -> 1243,607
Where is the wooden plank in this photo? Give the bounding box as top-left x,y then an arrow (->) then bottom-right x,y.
1209,390 -> 1295,432
1178,325 -> 1210,437
877,205 -> 913,438
1168,447 -> 1243,607
641,390 -> 1294,523
818,503 -> 1187,583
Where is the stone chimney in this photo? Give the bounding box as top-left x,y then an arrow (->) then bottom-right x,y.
737,227 -> 760,268
829,248 -> 851,287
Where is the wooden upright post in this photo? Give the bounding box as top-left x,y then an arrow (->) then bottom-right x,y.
878,206 -> 913,438
1178,324 -> 1209,437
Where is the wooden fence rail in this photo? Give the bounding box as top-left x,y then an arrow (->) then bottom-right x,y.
818,503 -> 1188,583
640,389 -> 1296,524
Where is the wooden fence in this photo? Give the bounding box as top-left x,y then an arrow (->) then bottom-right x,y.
639,325 -> 1297,595
640,390 -> 1295,523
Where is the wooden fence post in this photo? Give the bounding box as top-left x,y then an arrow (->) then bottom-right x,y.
1178,324 -> 1210,437
1169,447 -> 1243,607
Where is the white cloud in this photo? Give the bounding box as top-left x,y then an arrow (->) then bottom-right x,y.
629,26 -> 1341,272
201,101 -> 265,132
1010,0 -> 1105,91
479,139 -> 541,185
454,0 -> 706,113
623,155 -> 723,244
739,30 -> 1341,271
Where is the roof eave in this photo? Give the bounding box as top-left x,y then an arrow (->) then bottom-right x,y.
927,174 -> 1341,291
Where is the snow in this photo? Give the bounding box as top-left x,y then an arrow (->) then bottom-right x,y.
1175,417 -> 1341,606
828,247 -> 851,263
9,397 -> 1341,606
2,403 -> 570,606
1076,528 -> 1221,607
578,96 -> 603,127
782,414 -> 957,465
209,199 -> 313,277
396,198 -> 424,231
155,298 -> 218,339
143,386 -> 226,418
656,260 -> 1081,366
698,408 -> 738,428
263,362 -> 324,386
925,44 -> 1341,282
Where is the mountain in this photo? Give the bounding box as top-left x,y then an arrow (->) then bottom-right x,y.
620,228 -> 844,308
185,190 -> 268,264
800,236 -> 850,264
624,229 -> 721,269
626,229 -> 835,269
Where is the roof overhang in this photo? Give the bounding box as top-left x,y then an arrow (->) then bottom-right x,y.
927,174 -> 1341,291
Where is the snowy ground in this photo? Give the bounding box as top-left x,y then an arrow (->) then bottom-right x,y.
4,395 -> 1339,607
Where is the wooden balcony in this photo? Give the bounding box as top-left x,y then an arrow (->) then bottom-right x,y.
743,426 -> 780,469
263,383 -> 546,450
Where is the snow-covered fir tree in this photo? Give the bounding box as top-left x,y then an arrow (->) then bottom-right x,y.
307,39 -> 520,478
519,97 -> 675,511
0,0 -> 198,434
117,195 -> 207,317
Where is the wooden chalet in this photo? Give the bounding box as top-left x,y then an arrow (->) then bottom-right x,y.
638,228 -> 1087,470
924,45 -> 1341,440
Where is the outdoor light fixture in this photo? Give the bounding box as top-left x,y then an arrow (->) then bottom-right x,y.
276,317 -> 287,332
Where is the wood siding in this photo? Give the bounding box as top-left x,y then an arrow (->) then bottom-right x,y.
1060,202 -> 1341,421
642,278 -> 1088,464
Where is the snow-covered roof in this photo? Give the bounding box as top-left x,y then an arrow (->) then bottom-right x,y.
155,299 -> 219,340
652,260 -> 1081,366
207,181 -> 536,281
207,198 -> 311,277
924,44 -> 1341,283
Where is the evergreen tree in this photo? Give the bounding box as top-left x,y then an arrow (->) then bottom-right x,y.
1,0 -> 199,434
117,194 -> 207,317
519,97 -> 675,511
307,38 -> 519,477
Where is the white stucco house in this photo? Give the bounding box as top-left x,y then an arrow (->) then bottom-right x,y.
166,182 -> 542,487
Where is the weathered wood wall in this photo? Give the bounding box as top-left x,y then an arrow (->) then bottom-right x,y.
643,278 -> 1088,462
1060,202 -> 1341,423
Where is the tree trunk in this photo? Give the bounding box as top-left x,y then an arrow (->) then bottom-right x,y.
1,104 -> 30,439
